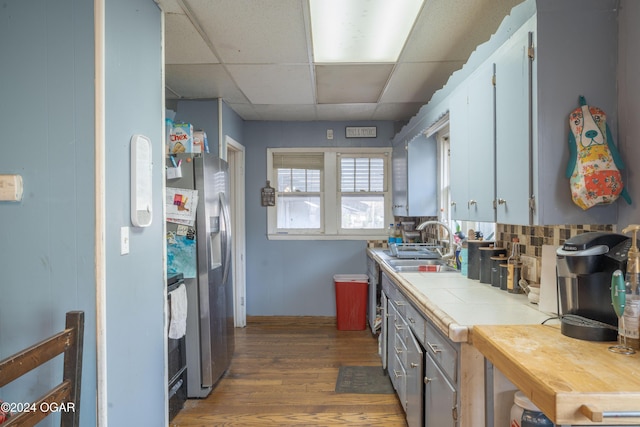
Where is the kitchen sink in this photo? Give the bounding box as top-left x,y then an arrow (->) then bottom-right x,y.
383,258 -> 458,273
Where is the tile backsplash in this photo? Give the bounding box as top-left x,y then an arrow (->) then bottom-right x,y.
495,223 -> 615,258
368,219 -> 617,274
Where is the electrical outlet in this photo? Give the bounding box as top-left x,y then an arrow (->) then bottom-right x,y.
521,255 -> 538,283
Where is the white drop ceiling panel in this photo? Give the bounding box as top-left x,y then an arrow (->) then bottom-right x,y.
226,103 -> 260,121
381,61 -> 465,103
227,64 -> 314,104
316,64 -> 394,104
316,103 -> 377,121
401,0 -> 523,62
250,104 -> 318,121
164,13 -> 219,65
157,0 -> 525,122
165,64 -> 248,103
372,103 -> 426,121
157,0 -> 183,14
183,0 -> 310,64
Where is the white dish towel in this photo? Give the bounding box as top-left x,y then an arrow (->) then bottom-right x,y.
168,283 -> 188,339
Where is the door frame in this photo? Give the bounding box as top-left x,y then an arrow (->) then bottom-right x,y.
226,135 -> 247,327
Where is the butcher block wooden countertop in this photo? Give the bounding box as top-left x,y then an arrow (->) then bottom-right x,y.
472,324 -> 640,425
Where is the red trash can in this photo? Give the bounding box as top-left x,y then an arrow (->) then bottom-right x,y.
334,274 -> 369,330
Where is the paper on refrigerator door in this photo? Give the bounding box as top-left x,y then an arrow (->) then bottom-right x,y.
167,231 -> 196,278
166,187 -> 198,226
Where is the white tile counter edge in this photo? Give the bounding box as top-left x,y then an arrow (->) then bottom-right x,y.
368,248 -> 557,343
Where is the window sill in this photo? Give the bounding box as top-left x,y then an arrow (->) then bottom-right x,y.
267,233 -> 385,241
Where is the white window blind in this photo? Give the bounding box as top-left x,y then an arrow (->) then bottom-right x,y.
340,156 -> 384,192
267,147 -> 391,239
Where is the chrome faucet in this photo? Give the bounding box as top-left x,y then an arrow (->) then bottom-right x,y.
416,220 -> 455,259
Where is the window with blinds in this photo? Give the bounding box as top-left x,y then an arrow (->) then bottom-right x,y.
267,147 -> 391,239
273,152 -> 323,229
339,155 -> 385,229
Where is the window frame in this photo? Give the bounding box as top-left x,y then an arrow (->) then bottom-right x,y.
267,147 -> 392,240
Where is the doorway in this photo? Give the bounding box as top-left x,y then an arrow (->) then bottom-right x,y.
226,135 -> 247,327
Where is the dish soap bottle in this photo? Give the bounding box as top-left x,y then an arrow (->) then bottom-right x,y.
395,223 -> 403,244
388,223 -> 396,245
621,225 -> 640,349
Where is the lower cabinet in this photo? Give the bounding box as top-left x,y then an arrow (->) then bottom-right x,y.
381,272 -> 461,427
405,322 -> 424,426
367,254 -> 381,333
425,352 -> 458,427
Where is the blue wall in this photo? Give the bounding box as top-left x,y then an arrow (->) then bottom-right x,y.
104,0 -> 165,425
174,99 -> 220,155
222,100 -> 244,145
243,121 -> 396,315
0,0 -> 166,425
618,0 -> 640,229
2,0 -> 639,423
0,1 -> 97,425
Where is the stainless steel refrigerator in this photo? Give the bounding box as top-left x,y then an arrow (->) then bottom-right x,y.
166,153 -> 234,398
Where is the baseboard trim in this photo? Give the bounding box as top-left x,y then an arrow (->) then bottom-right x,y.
246,316 -> 336,326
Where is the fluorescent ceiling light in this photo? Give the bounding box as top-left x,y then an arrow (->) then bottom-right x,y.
310,0 -> 424,63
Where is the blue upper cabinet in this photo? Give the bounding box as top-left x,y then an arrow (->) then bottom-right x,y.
450,60 -> 496,222
494,20 -> 533,224
493,1 -> 619,225
392,139 -> 408,216
392,135 -> 437,217
394,0 -> 620,226
407,134 -> 437,217
449,80 -> 469,220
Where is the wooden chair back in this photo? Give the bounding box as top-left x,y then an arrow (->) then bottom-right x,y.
0,311 -> 84,427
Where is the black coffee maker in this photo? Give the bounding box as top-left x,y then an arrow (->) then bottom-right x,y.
556,232 -> 631,341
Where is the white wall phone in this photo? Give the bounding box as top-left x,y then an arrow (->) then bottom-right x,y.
131,134 -> 153,227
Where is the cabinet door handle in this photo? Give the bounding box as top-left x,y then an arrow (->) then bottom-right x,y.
394,323 -> 404,331
408,317 -> 415,323
394,300 -> 405,306
410,362 -> 418,368
394,346 -> 403,355
450,201 -> 456,207
497,198 -> 507,205
393,370 -> 403,379
427,342 -> 442,354
424,376 -> 433,384
468,199 -> 477,208
452,405 -> 459,421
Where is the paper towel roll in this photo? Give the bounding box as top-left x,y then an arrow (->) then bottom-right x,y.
539,245 -> 560,314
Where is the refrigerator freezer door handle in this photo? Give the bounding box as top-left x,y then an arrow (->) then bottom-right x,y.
219,192 -> 232,285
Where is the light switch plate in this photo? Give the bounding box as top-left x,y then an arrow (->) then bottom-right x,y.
0,174 -> 23,201
120,226 -> 130,255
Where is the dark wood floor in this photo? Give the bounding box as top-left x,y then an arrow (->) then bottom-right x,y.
170,316 -> 406,426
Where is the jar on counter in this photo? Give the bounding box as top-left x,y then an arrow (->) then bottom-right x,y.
510,391 -> 554,427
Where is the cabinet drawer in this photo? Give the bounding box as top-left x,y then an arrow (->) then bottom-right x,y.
388,291 -> 408,317
425,321 -> 458,383
382,274 -> 400,301
394,327 -> 408,368
385,287 -> 408,318
404,303 -> 426,346
392,353 -> 407,412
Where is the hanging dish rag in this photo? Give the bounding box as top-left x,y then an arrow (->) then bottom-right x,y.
168,283 -> 188,339
566,95 -> 631,210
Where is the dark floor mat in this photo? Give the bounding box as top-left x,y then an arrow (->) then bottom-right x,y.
335,366 -> 394,394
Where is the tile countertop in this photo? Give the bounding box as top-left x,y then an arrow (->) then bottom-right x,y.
368,248 -> 556,342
